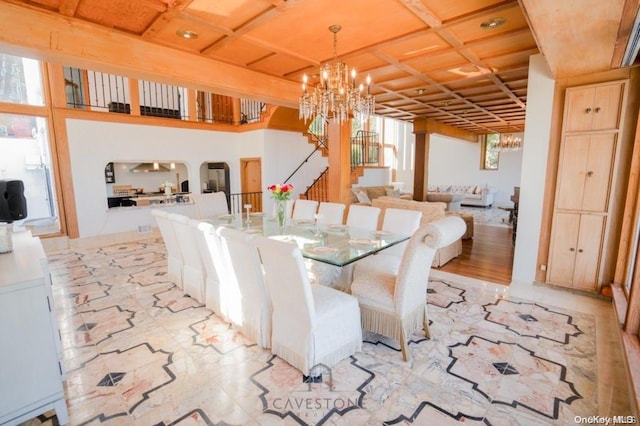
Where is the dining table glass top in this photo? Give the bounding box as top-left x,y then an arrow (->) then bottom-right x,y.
209,212 -> 409,267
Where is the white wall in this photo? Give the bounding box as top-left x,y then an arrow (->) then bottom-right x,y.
262,130 -> 327,214
512,54 -> 556,284
391,119 -> 415,193
66,120 -> 325,238
428,134 -> 523,205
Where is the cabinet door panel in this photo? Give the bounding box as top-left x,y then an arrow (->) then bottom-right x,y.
572,214 -> 605,290
582,134 -> 615,212
548,212 -> 580,286
556,135 -> 589,211
0,284 -> 60,416
592,84 -> 623,130
565,87 -> 595,132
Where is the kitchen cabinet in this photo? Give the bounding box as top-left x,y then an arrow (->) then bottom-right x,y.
547,80 -> 627,292
0,232 -> 68,425
548,212 -> 605,291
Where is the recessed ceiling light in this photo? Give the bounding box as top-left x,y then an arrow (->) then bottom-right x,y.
416,89 -> 426,95
176,29 -> 198,39
480,17 -> 506,29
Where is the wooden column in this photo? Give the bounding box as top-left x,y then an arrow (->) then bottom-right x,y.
327,118 -> 353,205
413,132 -> 430,201
232,98 -> 241,125
128,79 -> 140,116
187,88 -> 198,122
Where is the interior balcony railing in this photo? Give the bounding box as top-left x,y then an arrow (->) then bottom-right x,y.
351,130 -> 380,170
63,66 -> 266,125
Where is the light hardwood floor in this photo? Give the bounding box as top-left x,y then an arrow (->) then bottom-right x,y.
438,224 -> 514,285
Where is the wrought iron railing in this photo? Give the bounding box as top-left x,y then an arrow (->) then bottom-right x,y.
351,130 -> 380,170
303,167 -> 329,202
229,191 -> 263,215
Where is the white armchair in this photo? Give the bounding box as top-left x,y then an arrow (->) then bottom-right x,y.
255,236 -> 362,375
350,216 -> 465,361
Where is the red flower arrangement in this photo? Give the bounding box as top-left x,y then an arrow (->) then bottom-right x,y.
267,183 -> 294,201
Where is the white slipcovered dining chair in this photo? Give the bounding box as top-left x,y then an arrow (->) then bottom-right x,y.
193,191 -> 229,219
317,202 -> 346,225
217,227 -> 271,348
255,236 -> 362,375
350,216 -> 465,361
190,220 -> 222,313
380,208 -> 423,257
151,209 -> 183,288
346,205 -> 381,231
168,213 -> 206,303
292,199 -> 319,222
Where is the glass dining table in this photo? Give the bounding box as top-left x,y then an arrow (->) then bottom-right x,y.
208,212 -> 409,267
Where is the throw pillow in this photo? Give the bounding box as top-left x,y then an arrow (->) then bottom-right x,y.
466,186 -> 476,194
474,185 -> 484,194
355,190 -> 372,205
385,189 -> 401,198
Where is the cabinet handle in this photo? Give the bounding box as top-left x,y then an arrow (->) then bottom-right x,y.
586,171 -> 594,177
578,249 -> 583,253
595,107 -> 601,113
585,107 -> 592,113
569,248 -> 575,252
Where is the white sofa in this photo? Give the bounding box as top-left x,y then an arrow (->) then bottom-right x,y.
428,184 -> 497,207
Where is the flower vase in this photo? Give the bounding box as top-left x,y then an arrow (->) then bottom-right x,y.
275,199 -> 287,231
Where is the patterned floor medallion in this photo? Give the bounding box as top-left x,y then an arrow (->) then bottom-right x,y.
18,238 -> 626,425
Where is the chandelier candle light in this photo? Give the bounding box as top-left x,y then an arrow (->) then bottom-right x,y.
497,125 -> 523,152
299,25 -> 374,123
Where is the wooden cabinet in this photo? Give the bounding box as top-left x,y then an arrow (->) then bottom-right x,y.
555,133 -> 616,212
564,82 -> 623,132
547,80 -> 627,292
548,213 -> 605,290
0,232 -> 68,425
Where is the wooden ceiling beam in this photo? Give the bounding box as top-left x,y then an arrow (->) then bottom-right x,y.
0,2 -> 300,107
413,118 -> 480,142
58,0 -> 80,17
142,0 -> 194,39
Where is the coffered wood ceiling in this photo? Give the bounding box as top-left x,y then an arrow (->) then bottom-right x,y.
0,0 -> 635,134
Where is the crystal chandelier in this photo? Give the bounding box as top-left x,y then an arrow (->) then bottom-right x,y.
497,125 -> 523,152
299,25 -> 374,123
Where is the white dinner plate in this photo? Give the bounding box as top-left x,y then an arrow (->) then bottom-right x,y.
307,246 -> 338,255
295,219 -> 314,225
327,224 -> 347,232
349,239 -> 376,247
373,230 -> 391,237
217,214 -> 234,219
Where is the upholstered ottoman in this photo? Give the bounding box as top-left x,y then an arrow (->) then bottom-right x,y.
445,212 -> 474,239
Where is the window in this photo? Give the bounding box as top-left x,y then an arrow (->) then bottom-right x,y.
0,53 -> 44,106
481,134 -> 500,170
0,51 -> 60,235
0,113 -> 59,234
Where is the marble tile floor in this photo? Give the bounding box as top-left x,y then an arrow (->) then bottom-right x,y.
19,238 -> 633,425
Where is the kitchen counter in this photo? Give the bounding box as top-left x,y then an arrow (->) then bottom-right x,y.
107,192 -> 191,208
